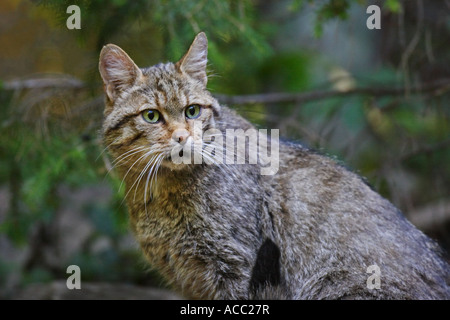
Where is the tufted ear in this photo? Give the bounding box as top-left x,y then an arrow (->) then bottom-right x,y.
99,44 -> 143,102
176,32 -> 208,87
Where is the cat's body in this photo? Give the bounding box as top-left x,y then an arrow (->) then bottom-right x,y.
99,33 -> 450,299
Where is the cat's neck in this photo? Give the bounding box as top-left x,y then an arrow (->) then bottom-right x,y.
121,162 -> 208,205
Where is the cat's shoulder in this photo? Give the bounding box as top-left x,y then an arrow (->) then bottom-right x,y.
277,139 -> 376,192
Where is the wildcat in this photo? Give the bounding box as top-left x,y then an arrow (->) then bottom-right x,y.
99,32 -> 449,299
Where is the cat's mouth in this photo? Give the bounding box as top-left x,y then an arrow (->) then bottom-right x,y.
162,140 -> 205,170
162,148 -> 190,170
166,149 -> 184,162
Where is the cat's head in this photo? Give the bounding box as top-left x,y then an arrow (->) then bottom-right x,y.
99,32 -> 220,172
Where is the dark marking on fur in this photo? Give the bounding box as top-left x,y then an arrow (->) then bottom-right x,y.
154,91 -> 162,109
121,131 -> 144,147
105,113 -> 140,136
211,105 -> 220,119
249,238 -> 281,295
158,90 -> 168,107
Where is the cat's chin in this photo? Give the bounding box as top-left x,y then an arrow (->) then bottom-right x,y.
161,158 -> 191,171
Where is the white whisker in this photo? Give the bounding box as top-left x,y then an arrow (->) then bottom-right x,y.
201,147 -> 235,178
144,154 -> 165,218
96,136 -> 123,161
133,153 -> 159,202
101,146 -> 147,183
112,146 -> 147,165
119,150 -> 153,194
122,151 -> 157,202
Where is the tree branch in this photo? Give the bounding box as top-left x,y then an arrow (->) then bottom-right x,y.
3,76 -> 450,105
214,78 -> 450,105
408,199 -> 450,233
400,138 -> 450,162
2,75 -> 85,90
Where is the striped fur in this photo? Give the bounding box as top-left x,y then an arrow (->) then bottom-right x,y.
100,33 -> 450,299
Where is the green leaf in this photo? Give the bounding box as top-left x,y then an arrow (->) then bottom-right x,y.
288,0 -> 304,12
385,0 -> 401,13
313,0 -> 351,37
314,21 -> 324,38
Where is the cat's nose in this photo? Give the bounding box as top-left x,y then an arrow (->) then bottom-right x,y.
172,129 -> 190,144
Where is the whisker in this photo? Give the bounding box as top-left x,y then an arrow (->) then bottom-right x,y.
122,151 -> 157,202
203,140 -> 249,165
153,155 -> 164,187
101,146 -> 147,183
202,130 -> 259,165
111,151 -> 147,174
108,148 -> 147,173
96,136 -> 122,161
144,154 -> 164,218
201,147 -> 235,178
133,153 -> 159,202
119,150 -> 154,194
112,146 -> 147,165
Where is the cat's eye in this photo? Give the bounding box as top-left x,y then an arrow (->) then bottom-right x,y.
142,109 -> 161,123
185,105 -> 201,119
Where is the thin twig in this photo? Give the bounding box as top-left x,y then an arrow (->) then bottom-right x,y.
215,78 -> 450,105
3,76 -> 85,90
3,76 -> 450,106
400,138 -> 450,162
408,199 -> 450,232
399,0 -> 424,96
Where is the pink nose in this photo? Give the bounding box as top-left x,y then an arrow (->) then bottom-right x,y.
172,129 -> 190,144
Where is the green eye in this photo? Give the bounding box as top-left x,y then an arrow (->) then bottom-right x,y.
185,105 -> 201,119
142,109 -> 161,123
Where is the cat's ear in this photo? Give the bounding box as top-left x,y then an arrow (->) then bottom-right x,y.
99,44 -> 143,102
176,32 -> 208,87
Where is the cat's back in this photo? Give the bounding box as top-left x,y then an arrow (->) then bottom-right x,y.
268,142 -> 450,299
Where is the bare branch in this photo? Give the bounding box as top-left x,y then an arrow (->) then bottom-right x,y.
3,75 -> 450,106
408,199 -> 450,232
214,78 -> 450,105
400,138 -> 450,162
3,75 -> 85,90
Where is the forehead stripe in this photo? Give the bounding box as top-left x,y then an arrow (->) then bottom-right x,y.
104,111 -> 141,136
110,131 -> 144,150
